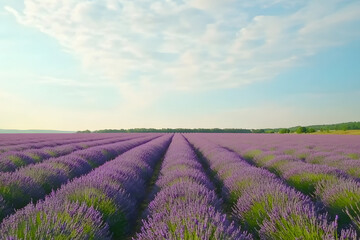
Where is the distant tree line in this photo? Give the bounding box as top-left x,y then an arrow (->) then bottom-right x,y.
77,122 -> 360,134
303,122 -> 360,131
77,128 -> 252,133
254,122 -> 360,134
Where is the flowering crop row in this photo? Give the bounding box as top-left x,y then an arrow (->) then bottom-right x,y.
0,135 -> 158,221
0,133 -> 359,239
205,134 -> 360,230
0,133 -> 120,153
0,134 -> 89,147
0,134 -> 145,172
134,134 -> 251,239
185,134 -> 356,239
0,134 -> 172,239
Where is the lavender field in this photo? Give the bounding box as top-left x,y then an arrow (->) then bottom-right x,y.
0,133 -> 360,239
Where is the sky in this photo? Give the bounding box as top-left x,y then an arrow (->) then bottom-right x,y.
0,0 -> 360,131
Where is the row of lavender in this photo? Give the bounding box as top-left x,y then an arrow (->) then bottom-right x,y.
0,133 -> 147,153
0,134 -> 172,239
0,134 -> 143,172
0,136 -> 101,152
0,133 -> 145,147
185,134 -> 357,239
212,134 -> 360,178
0,133 -> 85,146
1,133 -> 359,239
204,134 -> 360,230
0,134 -> 159,221
0,134 -> 247,239
134,134 -> 251,239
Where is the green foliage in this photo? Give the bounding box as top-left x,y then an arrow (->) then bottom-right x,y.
67,187 -> 127,238
243,149 -> 263,160
252,129 -> 265,133
345,168 -> 360,178
347,153 -> 359,160
45,150 -> 57,157
284,149 -> 296,154
76,121 -> 360,133
263,212 -> 334,240
331,191 -> 360,226
77,130 -> 91,133
243,195 -> 275,232
80,128 -> 252,133
267,159 -> 290,176
16,211 -> 86,239
287,173 -> 337,195
5,204 -> 108,240
346,204 -> 360,232
296,127 -> 307,134
8,156 -> 27,168
68,188 -> 117,219
295,122 -> 360,132
295,127 -> 316,133
257,154 -> 275,166
27,153 -> 42,162
228,180 -> 259,206
279,128 -> 290,134
307,128 -> 316,133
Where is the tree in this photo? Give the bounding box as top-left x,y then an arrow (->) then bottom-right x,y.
77,130 -> 91,133
296,127 -> 307,134
252,129 -> 265,133
279,129 -> 290,134
307,128 -> 316,133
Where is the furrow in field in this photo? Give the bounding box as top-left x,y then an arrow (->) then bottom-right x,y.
0,134 -> 172,239
0,135 -> 160,222
184,134 -> 357,239
133,134 -> 251,239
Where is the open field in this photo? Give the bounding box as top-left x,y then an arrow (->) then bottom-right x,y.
0,133 -> 360,239
311,130 -> 360,135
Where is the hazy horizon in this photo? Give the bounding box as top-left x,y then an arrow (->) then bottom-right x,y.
1,120 -> 359,133
1,0 -> 360,131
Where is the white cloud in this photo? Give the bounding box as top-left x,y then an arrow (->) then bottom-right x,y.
4,0 -> 360,98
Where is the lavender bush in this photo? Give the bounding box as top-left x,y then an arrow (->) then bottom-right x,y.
0,135 -> 157,221
135,134 -> 251,240
0,132 -> 359,239
185,134 -> 348,239
0,134 -> 172,239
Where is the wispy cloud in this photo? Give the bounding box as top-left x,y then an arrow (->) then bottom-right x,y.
4,0 -> 360,96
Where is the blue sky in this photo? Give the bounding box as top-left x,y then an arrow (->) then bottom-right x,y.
0,0 -> 360,131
